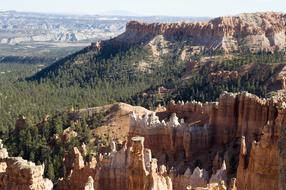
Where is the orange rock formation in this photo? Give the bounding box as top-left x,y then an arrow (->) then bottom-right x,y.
39,91 -> 286,190
94,12 -> 286,54
0,139 -> 53,190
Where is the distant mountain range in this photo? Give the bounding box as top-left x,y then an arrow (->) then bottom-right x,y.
0,11 -> 210,45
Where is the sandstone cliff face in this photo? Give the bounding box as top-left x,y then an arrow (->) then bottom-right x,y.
129,112 -> 213,163
97,12 -> 286,54
278,107 -> 286,190
0,140 -> 53,190
236,101 -> 286,190
236,132 -> 279,190
129,92 -> 286,190
56,146 -> 96,190
56,92 -> 286,190
127,137 -> 172,190
57,137 -> 172,190
165,92 -> 276,146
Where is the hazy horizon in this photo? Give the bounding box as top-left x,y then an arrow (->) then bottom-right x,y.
0,0 -> 285,17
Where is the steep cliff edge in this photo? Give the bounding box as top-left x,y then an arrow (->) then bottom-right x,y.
161,92 -> 277,146
56,92 -> 285,189
278,105 -> 286,190
51,91 -> 286,190
98,12 -> 286,54
129,92 -> 286,190
236,101 -> 286,190
28,12 -> 286,105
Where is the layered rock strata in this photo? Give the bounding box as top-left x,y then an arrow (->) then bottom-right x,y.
237,102 -> 286,190
129,91 -> 286,190
58,91 -> 286,190
164,92 -> 277,146
279,110 -> 286,190
129,112 -> 213,162
95,12 -> 286,54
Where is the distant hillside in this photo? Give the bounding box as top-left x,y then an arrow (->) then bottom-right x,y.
28,12 -> 286,105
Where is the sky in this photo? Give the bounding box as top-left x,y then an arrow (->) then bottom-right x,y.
0,0 -> 285,17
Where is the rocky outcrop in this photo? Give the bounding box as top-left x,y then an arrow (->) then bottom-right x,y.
236,101 -> 286,190
237,127 -> 279,190
55,91 -> 286,190
99,12 -> 286,54
165,91 -> 276,145
129,91 -> 286,189
127,136 -> 172,190
129,92 -> 277,171
84,176 -> 94,190
129,111 -> 213,162
56,147 -> 96,190
79,102 -> 152,141
0,140 -> 53,190
57,136 -> 172,190
278,107 -> 286,190
171,167 -> 208,189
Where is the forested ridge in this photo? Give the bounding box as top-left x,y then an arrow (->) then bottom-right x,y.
0,41 -> 285,180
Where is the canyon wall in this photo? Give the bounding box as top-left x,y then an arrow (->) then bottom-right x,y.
165,92 -> 277,145
95,12 -> 286,54
129,112 -> 213,162
278,107 -> 286,190
33,91 -> 286,190
236,105 -> 286,190
128,92 -> 286,190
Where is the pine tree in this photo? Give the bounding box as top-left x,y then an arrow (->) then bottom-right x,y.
46,160 -> 55,181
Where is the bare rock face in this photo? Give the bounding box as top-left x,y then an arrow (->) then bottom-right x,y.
96,136 -> 172,190
279,126 -> 286,189
130,110 -> 213,163
0,140 -> 53,190
56,147 -> 96,190
55,91 -> 286,190
165,91 -> 276,146
0,140 -> 8,159
57,136 -> 172,190
103,12 -> 286,54
86,102 -> 152,141
129,91 -> 286,190
237,128 -> 279,190
172,167 -> 208,189
61,127 -> 78,142
236,99 -> 286,190
209,161 -> 227,184
236,103 -> 286,190
84,176 -> 94,190
127,136 -> 149,190
129,92 -> 276,172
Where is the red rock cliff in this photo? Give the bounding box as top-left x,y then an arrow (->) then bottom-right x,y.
57,92 -> 286,190
97,12 -> 286,54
